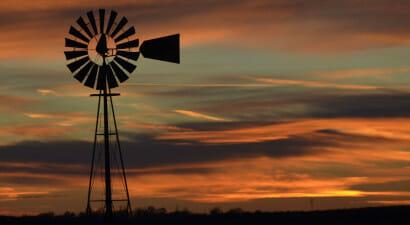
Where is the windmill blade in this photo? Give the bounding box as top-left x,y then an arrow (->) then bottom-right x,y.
140,34 -> 180,63
65,38 -> 88,49
117,51 -> 140,61
87,11 -> 98,35
96,65 -> 106,90
106,11 -> 117,34
106,65 -> 119,88
116,39 -> 139,49
99,9 -> 105,34
110,61 -> 129,82
114,56 -> 136,73
67,56 -> 90,73
85,65 -> 99,88
114,27 -> 135,43
74,61 -> 94,82
64,50 -> 88,60
77,16 -> 93,39
69,26 -> 89,43
110,17 -> 127,38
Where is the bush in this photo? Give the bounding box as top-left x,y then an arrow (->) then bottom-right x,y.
210,207 -> 223,215
226,208 -> 244,215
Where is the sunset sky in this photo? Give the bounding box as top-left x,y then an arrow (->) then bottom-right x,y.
1,0 -> 410,215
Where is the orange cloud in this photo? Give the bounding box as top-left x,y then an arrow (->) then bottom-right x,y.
156,118 -> 410,144
124,156 -> 410,203
0,0 -> 186,12
0,170 -> 89,188
24,112 -> 93,127
0,125 -> 74,138
0,187 -> 48,201
37,89 -> 57,96
311,67 -> 410,79
125,83 -> 278,87
251,77 -> 380,90
35,84 -> 98,97
174,109 -> 230,122
368,200 -> 410,205
123,122 -> 192,132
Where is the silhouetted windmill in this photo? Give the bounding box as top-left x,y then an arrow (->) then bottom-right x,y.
64,9 -> 179,217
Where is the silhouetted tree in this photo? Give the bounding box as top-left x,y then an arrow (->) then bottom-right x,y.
226,208 -> 244,215
38,212 -> 54,217
63,211 -> 75,217
156,207 -> 167,215
210,207 -> 223,215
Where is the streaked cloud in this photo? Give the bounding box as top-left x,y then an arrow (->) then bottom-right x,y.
156,118 -> 410,144
174,109 -> 230,121
368,200 -> 410,205
0,124 -> 75,138
251,77 -> 380,90
123,122 -> 192,132
24,112 -> 93,127
125,83 -> 279,87
0,187 -> 48,201
37,89 -> 57,96
311,67 -> 410,79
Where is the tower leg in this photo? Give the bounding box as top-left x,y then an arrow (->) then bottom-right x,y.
109,89 -> 132,215
86,90 -> 102,214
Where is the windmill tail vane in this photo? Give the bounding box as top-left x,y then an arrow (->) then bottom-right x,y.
64,8 -> 180,217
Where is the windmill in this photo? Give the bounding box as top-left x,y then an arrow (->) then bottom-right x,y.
64,9 -> 179,217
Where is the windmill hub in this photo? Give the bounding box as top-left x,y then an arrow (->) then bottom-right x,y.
88,34 -> 117,65
96,34 -> 108,56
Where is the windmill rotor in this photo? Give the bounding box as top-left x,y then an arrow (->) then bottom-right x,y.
65,9 -> 180,90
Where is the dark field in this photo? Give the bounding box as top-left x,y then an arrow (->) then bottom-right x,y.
0,205 -> 408,225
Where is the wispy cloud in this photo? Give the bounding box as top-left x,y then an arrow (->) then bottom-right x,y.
311,67 -> 410,79
368,200 -> 410,205
35,84 -> 95,97
123,122 -> 192,132
125,83 -> 278,87
0,124 -> 75,138
0,187 -> 48,201
251,77 -> 380,90
24,112 -> 93,127
174,109 -> 230,121
156,118 -> 410,144
37,89 -> 57,96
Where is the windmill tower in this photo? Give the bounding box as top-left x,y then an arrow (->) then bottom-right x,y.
64,9 -> 180,217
